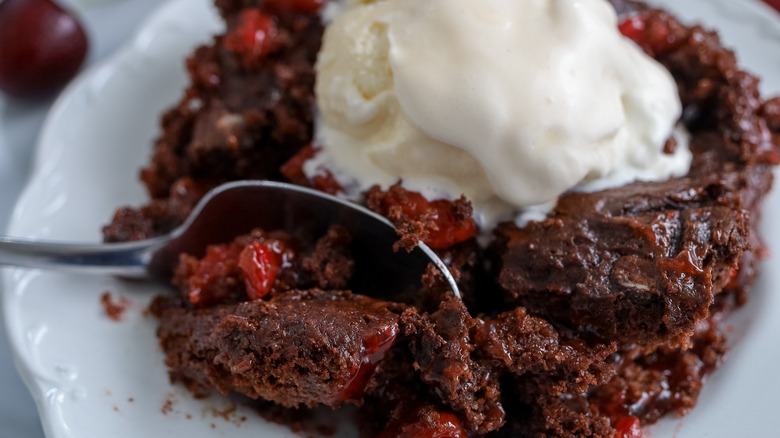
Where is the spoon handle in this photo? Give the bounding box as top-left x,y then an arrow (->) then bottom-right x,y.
0,236 -> 164,278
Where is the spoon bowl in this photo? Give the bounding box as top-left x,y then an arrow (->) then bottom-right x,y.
0,180 -> 460,298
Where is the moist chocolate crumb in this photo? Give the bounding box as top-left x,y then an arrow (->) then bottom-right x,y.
161,398 -> 174,415
100,292 -> 131,322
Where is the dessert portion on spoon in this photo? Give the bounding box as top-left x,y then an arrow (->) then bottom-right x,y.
0,181 -> 459,299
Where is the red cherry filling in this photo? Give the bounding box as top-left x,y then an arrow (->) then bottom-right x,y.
239,242 -> 281,300
181,232 -> 292,306
371,187 -> 477,249
613,417 -> 643,438
724,268 -> 740,290
224,9 -> 278,66
378,411 -> 468,438
280,144 -> 344,194
617,14 -> 646,42
264,0 -> 326,13
618,12 -> 679,56
186,244 -> 242,306
327,324 -> 399,405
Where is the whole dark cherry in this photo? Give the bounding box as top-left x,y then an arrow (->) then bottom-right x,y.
765,0 -> 780,13
0,0 -> 89,99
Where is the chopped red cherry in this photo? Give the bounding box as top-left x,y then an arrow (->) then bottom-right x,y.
179,230 -> 294,306
311,173 -> 345,195
328,324 -> 399,404
280,144 -> 344,194
280,143 -> 316,183
239,241 -> 280,300
224,9 -> 277,65
425,203 -> 477,248
618,14 -> 646,42
264,0 -> 326,13
0,0 -> 88,99
378,411 -> 468,438
371,187 -> 477,249
614,417 -> 643,438
618,12 -> 678,55
187,243 -> 243,306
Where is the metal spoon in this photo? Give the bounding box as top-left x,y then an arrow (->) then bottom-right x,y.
0,180 -> 460,298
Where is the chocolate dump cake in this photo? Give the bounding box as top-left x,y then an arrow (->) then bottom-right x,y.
104,0 -> 780,436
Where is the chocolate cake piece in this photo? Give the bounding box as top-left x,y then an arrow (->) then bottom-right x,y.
103,177 -> 213,242
494,170 -> 752,348
474,308 -> 616,396
104,6 -> 322,241
399,298 -> 505,434
154,289 -> 403,408
395,297 -> 616,435
493,9 -> 780,350
488,293 -> 734,438
489,390 -> 615,438
588,297 -> 730,424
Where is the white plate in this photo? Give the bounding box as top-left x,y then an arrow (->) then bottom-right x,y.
3,0 -> 780,437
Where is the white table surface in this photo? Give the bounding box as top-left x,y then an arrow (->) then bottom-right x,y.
0,1 -> 161,436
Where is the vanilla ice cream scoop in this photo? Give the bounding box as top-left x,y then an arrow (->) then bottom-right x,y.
308,0 -> 691,228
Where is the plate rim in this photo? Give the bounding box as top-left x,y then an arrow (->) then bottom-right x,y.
1,0 -> 217,436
